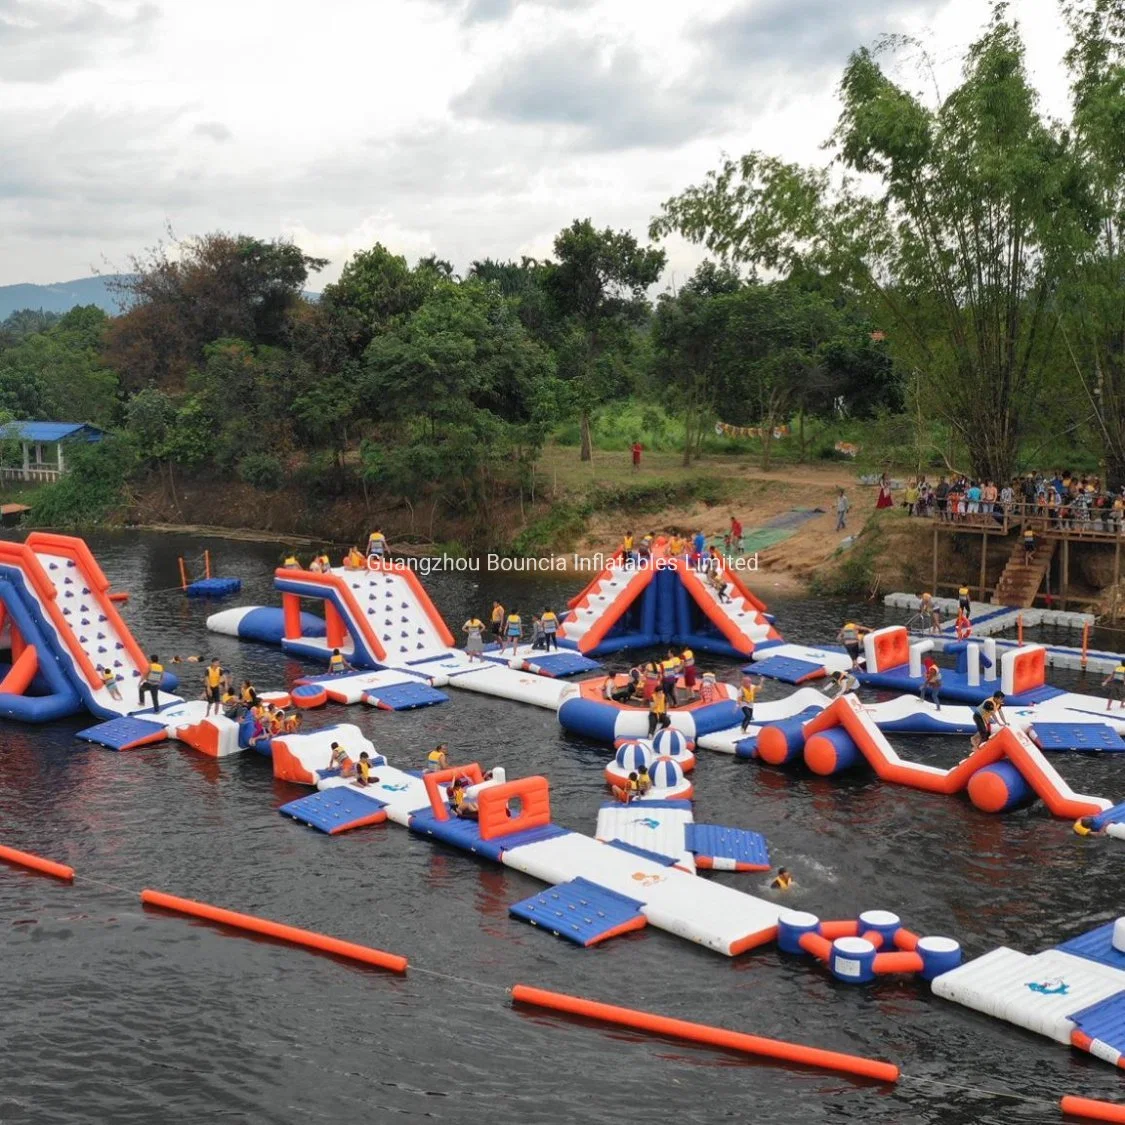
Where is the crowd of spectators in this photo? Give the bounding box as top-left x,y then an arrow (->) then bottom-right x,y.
896,470 -> 1125,532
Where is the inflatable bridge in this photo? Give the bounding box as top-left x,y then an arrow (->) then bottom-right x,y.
557,544 -> 781,659
0,533 -> 177,722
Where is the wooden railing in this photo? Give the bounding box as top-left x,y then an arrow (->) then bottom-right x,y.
0,466 -> 61,483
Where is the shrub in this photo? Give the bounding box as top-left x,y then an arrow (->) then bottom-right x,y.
30,436 -> 139,527
237,453 -> 284,490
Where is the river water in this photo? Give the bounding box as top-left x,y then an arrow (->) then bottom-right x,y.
2,531 -> 1123,1124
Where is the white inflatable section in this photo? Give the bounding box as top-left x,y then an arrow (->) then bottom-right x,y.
1110,823 -> 1125,841
279,723 -> 377,781
595,803 -> 696,873
862,626 -> 904,674
932,947 -> 1125,1044
336,566 -> 450,661
205,606 -> 255,637
966,644 -> 981,687
318,763 -> 430,827
306,668 -> 442,704
908,640 -> 933,678
1007,727 -> 1112,812
983,638 -> 998,681
1113,917 -> 1125,953
558,564 -> 637,645
502,833 -> 780,955
407,653 -> 574,709
679,565 -> 775,648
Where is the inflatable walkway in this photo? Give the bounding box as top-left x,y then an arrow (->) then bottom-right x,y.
760,694 -> 1112,819
0,533 -> 178,722
557,547 -> 780,659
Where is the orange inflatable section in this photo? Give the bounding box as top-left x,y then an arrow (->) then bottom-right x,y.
478,776 -> 551,840
510,984 -> 899,1083
270,738 -> 314,785
140,889 -> 407,972
989,727 -> 1108,819
0,644 -> 38,694
177,720 -> 222,758
869,627 -> 909,672
1008,646 -> 1046,696
1060,1095 -> 1125,1123
0,843 -> 74,881
274,569 -> 388,661
423,763 -> 485,821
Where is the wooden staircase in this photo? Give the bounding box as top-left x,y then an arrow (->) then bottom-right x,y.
993,537 -> 1057,608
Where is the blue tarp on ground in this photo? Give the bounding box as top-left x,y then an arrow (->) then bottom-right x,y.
509,877 -> 646,947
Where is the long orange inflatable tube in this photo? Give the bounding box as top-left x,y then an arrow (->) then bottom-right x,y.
0,540 -> 102,688
510,985 -> 899,1083
26,533 -> 149,682
578,567 -> 656,653
1060,1095 -> 1125,1123
0,843 -> 75,881
0,643 -> 38,694
140,890 -> 407,972
274,569 -> 388,661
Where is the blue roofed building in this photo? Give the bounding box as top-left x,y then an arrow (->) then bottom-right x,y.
0,422 -> 106,482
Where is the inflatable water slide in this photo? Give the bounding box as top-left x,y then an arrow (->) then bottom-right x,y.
209,561 -> 599,710
0,533 -> 178,722
557,544 -> 780,659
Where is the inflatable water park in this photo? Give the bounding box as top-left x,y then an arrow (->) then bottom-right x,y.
11,530 -> 1125,1104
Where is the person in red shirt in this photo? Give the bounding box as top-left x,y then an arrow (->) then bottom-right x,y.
729,514 -> 743,554
631,441 -> 642,471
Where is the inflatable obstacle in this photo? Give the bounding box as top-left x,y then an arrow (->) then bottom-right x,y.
932,917 -> 1125,1071
754,694 -> 1111,819
778,909 -> 960,983
557,541 -> 780,658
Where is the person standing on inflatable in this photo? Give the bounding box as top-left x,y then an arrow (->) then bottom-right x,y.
541,608 -> 559,651
647,685 -> 670,738
1101,659 -> 1125,711
502,610 -> 523,656
139,654 -> 164,713
920,656 -> 942,710
970,691 -> 1006,749
631,440 -> 642,471
837,621 -> 864,668
366,529 -> 387,559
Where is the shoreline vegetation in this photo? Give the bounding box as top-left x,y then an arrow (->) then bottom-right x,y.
7,2 -> 1125,612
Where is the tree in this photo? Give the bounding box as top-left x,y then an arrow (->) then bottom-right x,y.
652,6 -> 1077,482
544,219 -> 665,461
1056,0 -> 1125,486
650,262 -> 740,465
104,233 -> 326,390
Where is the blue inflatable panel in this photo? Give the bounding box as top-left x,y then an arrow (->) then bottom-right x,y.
1067,991 -> 1125,1055
515,651 -> 601,677
1091,801 -> 1125,831
605,839 -> 678,866
75,716 -> 168,751
279,788 -> 388,834
1057,923 -> 1125,972
1015,684 -> 1067,705
685,824 -> 770,869
876,712 -> 977,735
362,682 -> 448,710
186,577 -> 242,598
235,606 -> 326,644
558,696 -> 620,742
1032,722 -> 1125,752
509,877 -> 646,947
408,808 -> 568,861
747,655 -> 826,684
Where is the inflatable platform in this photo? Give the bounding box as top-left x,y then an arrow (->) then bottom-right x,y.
0,533 -> 179,722
931,917 -> 1125,1070
276,754 -> 784,957
557,541 -> 780,659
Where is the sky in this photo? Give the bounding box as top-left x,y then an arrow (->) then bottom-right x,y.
0,0 -> 1073,288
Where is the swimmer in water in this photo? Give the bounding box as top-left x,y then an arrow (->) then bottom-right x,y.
771,867 -> 793,890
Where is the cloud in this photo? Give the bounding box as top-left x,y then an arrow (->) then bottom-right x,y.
452,34 -> 726,151
192,120 -> 232,142
427,0 -> 592,25
694,0 -> 947,79
0,0 -> 159,82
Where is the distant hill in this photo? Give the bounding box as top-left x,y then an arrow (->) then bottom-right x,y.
0,276 -> 320,322
0,276 -> 129,320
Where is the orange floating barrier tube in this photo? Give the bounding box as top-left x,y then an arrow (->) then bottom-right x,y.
1062,1095 -> 1125,1123
820,919 -> 859,940
872,951 -> 924,975
0,843 -> 74,881
510,984 -> 899,1083
140,890 -> 407,973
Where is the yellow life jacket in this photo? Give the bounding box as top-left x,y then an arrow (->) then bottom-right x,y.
958,586 -> 969,598
741,684 -> 756,704
206,665 -> 223,688
427,748 -> 445,765
329,653 -> 347,672
651,690 -> 667,715
283,556 -> 299,567
145,662 -> 163,685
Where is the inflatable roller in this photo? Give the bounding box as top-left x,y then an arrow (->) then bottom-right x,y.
291,683 -> 328,710
757,717 -> 808,766
804,728 -> 862,776
967,760 -> 1034,813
